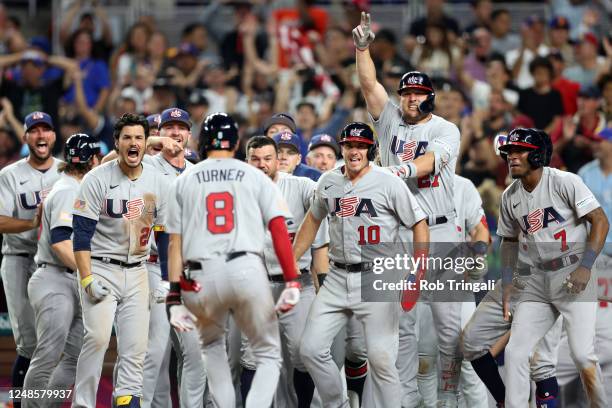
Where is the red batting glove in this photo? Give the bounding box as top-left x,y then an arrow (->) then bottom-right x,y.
401,268 -> 425,312
275,280 -> 302,313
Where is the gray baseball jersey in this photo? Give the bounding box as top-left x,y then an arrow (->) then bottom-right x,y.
371,100 -> 460,218
166,158 -> 291,261
454,175 -> 485,242
34,174 -> 79,267
0,158 -> 62,255
263,172 -> 328,276
497,167 -> 600,263
73,160 -> 169,263
310,165 -> 426,264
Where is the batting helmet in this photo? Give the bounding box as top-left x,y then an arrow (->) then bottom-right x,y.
497,128 -> 551,168
397,71 -> 435,114
339,122 -> 377,161
199,112 -> 239,155
64,133 -> 100,164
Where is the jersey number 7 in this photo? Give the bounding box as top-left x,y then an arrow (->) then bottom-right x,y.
206,192 -> 235,234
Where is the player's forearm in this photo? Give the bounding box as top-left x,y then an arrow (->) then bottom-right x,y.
311,246 -> 329,275
356,48 -> 378,92
74,251 -> 92,280
51,240 -> 78,271
470,222 -> 490,246
388,152 -> 435,179
500,237 -> 518,284
0,215 -> 37,233
168,234 -> 183,283
293,211 -> 322,261
412,219 -> 430,258
584,207 -> 609,255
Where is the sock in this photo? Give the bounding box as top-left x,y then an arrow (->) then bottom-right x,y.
345,358 -> 367,405
535,377 -> 559,407
293,369 -> 315,408
470,352 -> 505,403
11,355 -> 30,408
240,368 -> 256,406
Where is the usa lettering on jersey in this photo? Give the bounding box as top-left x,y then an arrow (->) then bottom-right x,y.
18,188 -> 51,210
102,198 -> 145,219
390,137 -> 428,162
331,197 -> 378,218
519,207 -> 566,234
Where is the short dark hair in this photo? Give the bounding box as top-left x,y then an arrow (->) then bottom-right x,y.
529,56 -> 554,76
598,73 -> 612,90
296,101 -> 317,113
246,135 -> 277,154
376,29 -> 397,45
181,22 -> 206,38
113,113 -> 149,141
491,9 -> 509,20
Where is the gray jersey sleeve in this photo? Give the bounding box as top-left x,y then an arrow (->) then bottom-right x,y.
560,172 -> 600,218
310,173 -> 332,221
497,186 -> 520,238
165,178 -> 182,235
369,99 -> 399,144
429,121 -> 460,176
50,188 -> 77,230
463,181 -> 485,234
257,172 -> 292,225
73,172 -> 105,221
0,170 -> 15,216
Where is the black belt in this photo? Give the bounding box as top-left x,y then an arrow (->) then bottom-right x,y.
13,253 -> 32,258
37,262 -> 74,274
91,256 -> 143,268
187,251 -> 249,270
332,261 -> 373,273
539,254 -> 580,271
426,216 -> 448,226
269,268 -> 310,282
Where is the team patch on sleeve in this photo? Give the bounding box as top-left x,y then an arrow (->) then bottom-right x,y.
153,224 -> 165,232
73,199 -> 87,210
60,211 -> 72,222
576,195 -> 596,209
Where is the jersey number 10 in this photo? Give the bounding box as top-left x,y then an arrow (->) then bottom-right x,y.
206,192 -> 235,234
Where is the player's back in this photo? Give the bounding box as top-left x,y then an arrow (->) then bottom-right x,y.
171,158 -> 290,261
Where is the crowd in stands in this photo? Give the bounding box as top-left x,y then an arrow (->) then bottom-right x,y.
0,0 -> 610,224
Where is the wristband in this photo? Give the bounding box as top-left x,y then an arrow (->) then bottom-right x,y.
472,241 -> 488,256
580,249 -> 597,270
406,163 -> 417,178
317,273 -> 327,287
501,266 -> 513,285
80,275 -> 93,288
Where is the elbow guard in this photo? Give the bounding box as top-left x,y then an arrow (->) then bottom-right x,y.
73,215 -> 97,252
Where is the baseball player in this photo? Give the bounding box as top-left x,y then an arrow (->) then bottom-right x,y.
22,134 -> 100,408
71,113 -> 170,408
272,131 -> 321,182
293,122 -> 429,407
413,174 -> 490,408
165,112 -> 301,408
354,12 -> 463,406
497,128 -> 609,407
0,111 -> 61,398
306,134 -> 340,172
242,135 -> 329,407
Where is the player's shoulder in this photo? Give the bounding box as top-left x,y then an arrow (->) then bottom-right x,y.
83,159 -> 117,183
370,165 -> 405,184
279,171 -> 316,188
430,114 -> 460,134
0,158 -> 28,177
501,179 -> 522,201
545,166 -> 583,186
317,166 -> 344,185
47,174 -> 78,198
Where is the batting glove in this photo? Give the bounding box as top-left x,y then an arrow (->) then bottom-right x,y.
275,280 -> 301,313
401,269 -> 424,312
169,305 -> 197,332
152,280 -> 170,304
81,275 -> 110,302
352,12 -> 376,51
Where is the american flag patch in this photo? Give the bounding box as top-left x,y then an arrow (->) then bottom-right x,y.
73,199 -> 87,210
220,140 -> 230,148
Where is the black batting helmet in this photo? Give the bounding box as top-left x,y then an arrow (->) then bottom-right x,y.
397,71 -> 435,114
497,128 -> 551,168
339,122 -> 377,161
199,112 -> 239,155
64,133 -> 99,163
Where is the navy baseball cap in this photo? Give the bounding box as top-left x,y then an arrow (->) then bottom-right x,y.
176,42 -> 199,58
263,113 -> 297,135
146,114 -> 161,129
272,131 -> 301,153
578,86 -> 601,99
309,133 -> 339,155
24,111 -> 54,132
158,108 -> 191,130
21,50 -> 47,66
549,16 -> 570,30
595,127 -> 612,142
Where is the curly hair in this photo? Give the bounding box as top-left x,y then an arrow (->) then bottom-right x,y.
113,113 -> 150,141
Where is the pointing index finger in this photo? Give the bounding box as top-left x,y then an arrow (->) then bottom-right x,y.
360,11 -> 366,26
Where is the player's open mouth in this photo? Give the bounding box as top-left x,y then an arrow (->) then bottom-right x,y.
127,148 -> 140,159
34,141 -> 49,154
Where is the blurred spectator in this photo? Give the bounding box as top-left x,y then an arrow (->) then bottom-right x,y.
459,107 -> 500,187
314,26 -> 353,78
147,31 -> 169,80
550,0 -> 594,40
113,22 -> 151,86
411,21 -> 460,79
517,56 -> 563,133
110,95 -> 137,124
0,125 -> 20,168
405,0 -> 460,54
506,16 -> 550,90
180,23 -> 220,64
148,76 -> 178,114
381,64 -> 408,104
0,50 -> 77,140
547,16 -> 574,66
119,64 -> 154,113
434,82 -> 466,128
306,133 -> 339,172
463,0 -> 493,34
185,89 -> 209,147
552,85 -> 606,173
599,74 -> 612,122
201,63 -> 239,114
166,43 -> 208,94
489,9 -> 520,55
549,51 -> 580,115
59,0 -> 113,62
0,97 -> 23,139
563,32 -> 607,89
63,28 -> 111,112
462,27 -> 492,83
369,28 -> 411,75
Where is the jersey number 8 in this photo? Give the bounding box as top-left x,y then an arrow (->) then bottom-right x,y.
206,192 -> 235,234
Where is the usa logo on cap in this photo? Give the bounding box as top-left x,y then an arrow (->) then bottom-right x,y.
170,109 -> 182,118
321,135 -> 332,142
154,115 -> 161,124
32,112 -> 44,120
349,128 -> 363,137
280,132 -> 293,141
406,76 -> 423,85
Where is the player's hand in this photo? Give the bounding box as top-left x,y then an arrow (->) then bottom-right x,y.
81,275 -> 110,302
466,255 -> 488,281
31,204 -> 42,229
159,137 -> 183,156
153,280 -> 170,303
169,305 -> 197,331
502,283 -> 513,322
275,280 -> 301,313
401,269 -> 425,312
352,12 -> 376,51
564,266 -> 591,294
